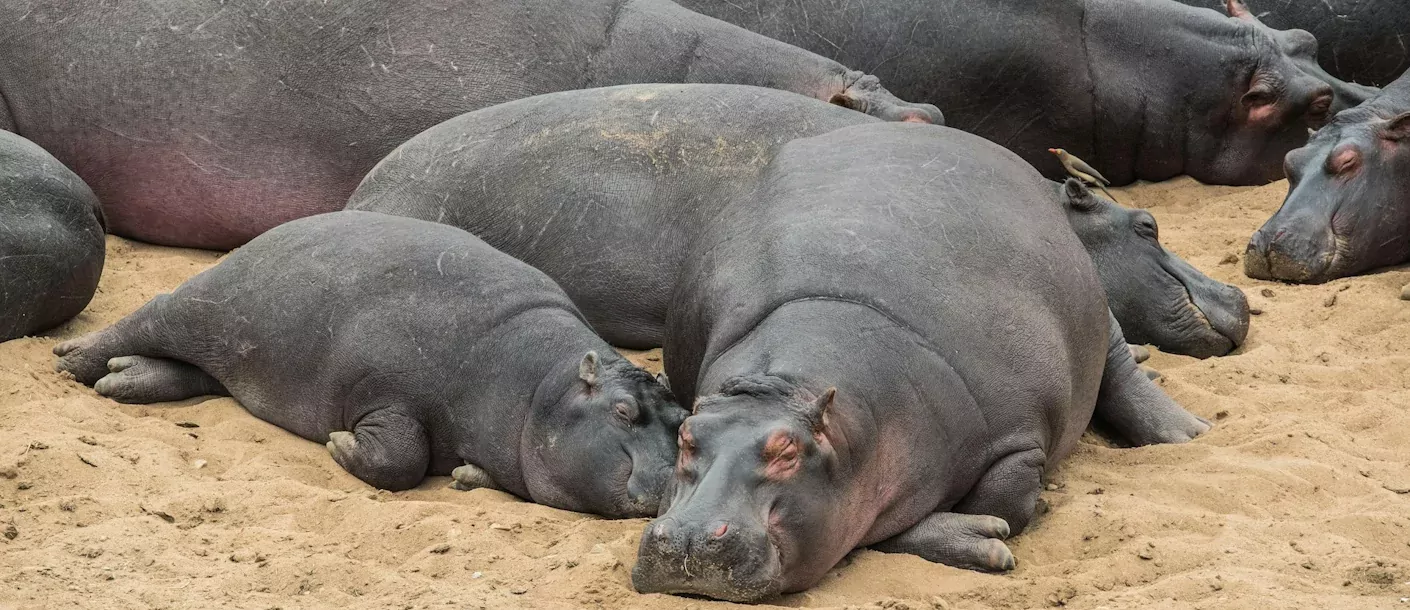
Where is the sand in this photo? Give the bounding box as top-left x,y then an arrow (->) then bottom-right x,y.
1,178 -> 1408,610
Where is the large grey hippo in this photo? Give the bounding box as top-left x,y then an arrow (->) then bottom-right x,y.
1,130 -> 105,342
349,84 -> 1247,357
1176,0 -> 1410,86
630,122 -> 1208,602
0,0 -> 939,250
1245,71 -> 1410,284
673,0 -> 1377,185
53,211 -> 687,517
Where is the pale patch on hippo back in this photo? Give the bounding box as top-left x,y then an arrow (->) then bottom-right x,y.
597,129 -> 774,174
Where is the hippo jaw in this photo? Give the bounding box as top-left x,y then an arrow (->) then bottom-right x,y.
1153,252 -> 1251,358
632,517 -> 786,603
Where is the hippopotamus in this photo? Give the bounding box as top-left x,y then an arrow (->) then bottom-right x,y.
1177,0 -> 1410,86
0,130 -> 105,342
0,0 -> 939,251
673,0 -> 1377,186
1245,72 -> 1410,284
52,211 -> 687,517
630,122 -> 1209,602
348,84 -> 1247,357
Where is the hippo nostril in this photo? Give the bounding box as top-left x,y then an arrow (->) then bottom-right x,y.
712,522 -> 729,539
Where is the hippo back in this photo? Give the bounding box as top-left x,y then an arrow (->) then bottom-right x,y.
349,84 -> 876,348
0,130 -> 105,340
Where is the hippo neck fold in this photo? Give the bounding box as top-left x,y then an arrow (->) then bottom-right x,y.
0,89 -> 14,133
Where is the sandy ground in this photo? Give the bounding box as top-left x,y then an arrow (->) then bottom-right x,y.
1,178 -> 1408,610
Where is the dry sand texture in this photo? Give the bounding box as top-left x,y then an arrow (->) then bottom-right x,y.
1,178 -> 1408,609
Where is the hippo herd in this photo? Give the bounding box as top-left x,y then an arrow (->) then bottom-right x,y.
3,0 -> 1407,602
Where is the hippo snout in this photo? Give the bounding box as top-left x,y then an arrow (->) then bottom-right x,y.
633,517 -> 784,602
1244,223 -> 1338,283
1190,281 -> 1250,355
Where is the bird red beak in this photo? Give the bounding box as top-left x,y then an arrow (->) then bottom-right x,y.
1047,148 -> 1060,155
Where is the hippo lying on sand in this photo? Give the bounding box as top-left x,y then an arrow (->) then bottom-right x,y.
350,84 -> 1247,357
631,123 -> 1208,602
1245,72 -> 1410,284
1178,0 -> 1410,87
1,130 -> 105,342
54,211 -> 686,517
675,0 -> 1376,185
0,0 -> 939,251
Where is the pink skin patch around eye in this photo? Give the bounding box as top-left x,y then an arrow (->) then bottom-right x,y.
1329,146 -> 1361,176
761,431 -> 802,480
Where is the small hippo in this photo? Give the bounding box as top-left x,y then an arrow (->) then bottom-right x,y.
676,0 -> 1376,185
0,0 -> 939,250
0,130 -> 105,342
1177,0 -> 1410,87
53,211 -> 686,517
631,122 -> 1209,602
1245,72 -> 1410,284
349,84 -> 1247,357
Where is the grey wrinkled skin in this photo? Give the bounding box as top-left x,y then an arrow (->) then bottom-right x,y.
1246,72 -> 1410,284
350,83 -> 1245,357
0,129 -> 105,341
53,211 -> 687,518
633,123 -> 1207,602
1060,181 -> 1249,358
1177,0 -> 1410,87
0,0 -> 938,251
675,0 -> 1374,186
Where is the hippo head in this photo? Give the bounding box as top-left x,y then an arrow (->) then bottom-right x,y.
1222,0 -> 1379,116
634,376 -> 850,602
1178,1 -> 1340,186
523,351 -> 687,519
1245,104 -> 1410,283
1059,180 -> 1250,358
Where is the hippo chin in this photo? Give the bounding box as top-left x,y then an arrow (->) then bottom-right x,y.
53,211 -> 686,517
0,130 -> 106,342
1061,181 -> 1249,358
631,123 -> 1208,602
1245,72 -> 1410,284
350,83 -> 1245,358
675,0 -> 1372,186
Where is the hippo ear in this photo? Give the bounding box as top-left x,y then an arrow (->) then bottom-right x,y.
1224,0 -> 1261,23
578,351 -> 600,387
1061,178 -> 1100,212
654,372 -> 671,392
809,387 -> 836,434
1381,112 -> 1410,142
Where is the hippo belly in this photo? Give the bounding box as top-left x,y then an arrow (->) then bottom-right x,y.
0,0 -> 938,249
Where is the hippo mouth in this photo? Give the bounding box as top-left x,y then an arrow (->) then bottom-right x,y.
1161,258 -> 1250,358
632,520 -> 786,603
1244,226 -> 1348,284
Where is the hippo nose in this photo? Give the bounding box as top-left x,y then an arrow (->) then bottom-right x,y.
633,517 -> 783,602
1245,224 -> 1336,283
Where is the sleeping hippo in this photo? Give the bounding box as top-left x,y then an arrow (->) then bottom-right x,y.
0,0 -> 939,251
674,0 -> 1377,186
632,122 -> 1208,602
53,211 -> 687,517
349,84 -> 1247,357
1245,72 -> 1410,284
1177,0 -> 1410,87
1,130 -> 105,342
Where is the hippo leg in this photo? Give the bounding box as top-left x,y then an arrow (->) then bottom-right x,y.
450,463 -> 500,491
872,447 -> 1042,571
870,512 -> 1015,572
1095,311 -> 1210,446
94,356 -> 229,404
326,410 -> 430,491
55,295 -> 174,385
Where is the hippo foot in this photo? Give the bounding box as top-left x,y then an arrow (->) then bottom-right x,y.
323,412 -> 431,491
450,463 -> 499,491
871,512 -> 1016,572
1141,365 -> 1162,381
94,356 -> 227,404
1128,344 -> 1151,364
54,333 -> 118,386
